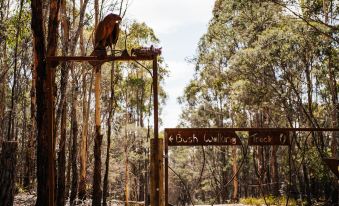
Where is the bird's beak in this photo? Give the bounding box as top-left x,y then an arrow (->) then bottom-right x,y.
112,14 -> 122,23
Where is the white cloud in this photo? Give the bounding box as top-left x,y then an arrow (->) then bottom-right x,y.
165,61 -> 194,91
126,0 -> 214,34
162,60 -> 194,128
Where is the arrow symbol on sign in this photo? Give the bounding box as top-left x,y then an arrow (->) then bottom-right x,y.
169,136 -> 174,142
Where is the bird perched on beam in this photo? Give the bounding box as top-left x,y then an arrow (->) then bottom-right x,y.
91,13 -> 122,58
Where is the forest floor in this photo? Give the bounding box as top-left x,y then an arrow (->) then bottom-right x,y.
13,193 -> 262,206
13,193 -> 256,206
14,193 -> 35,206
194,204 -> 247,206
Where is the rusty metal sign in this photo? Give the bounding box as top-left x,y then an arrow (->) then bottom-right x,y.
323,158 -> 339,178
165,128 -> 241,146
248,130 -> 290,145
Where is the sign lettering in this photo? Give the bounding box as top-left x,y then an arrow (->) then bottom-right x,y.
165,129 -> 241,146
248,130 -> 290,145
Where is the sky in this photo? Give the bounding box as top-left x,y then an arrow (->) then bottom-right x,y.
126,0 -> 215,129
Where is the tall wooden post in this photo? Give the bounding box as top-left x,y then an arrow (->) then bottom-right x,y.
150,139 -> 155,206
151,55 -> 160,206
92,65 -> 103,206
159,138 -> 164,206
150,138 -> 164,206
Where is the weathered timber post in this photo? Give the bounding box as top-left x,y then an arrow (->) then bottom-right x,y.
159,138 -> 165,206
92,64 -> 103,206
151,54 -> 162,206
150,139 -> 155,206
150,138 -> 164,206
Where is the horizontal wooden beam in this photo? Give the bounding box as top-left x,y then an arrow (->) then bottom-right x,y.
165,128 -> 339,132
46,55 -> 154,63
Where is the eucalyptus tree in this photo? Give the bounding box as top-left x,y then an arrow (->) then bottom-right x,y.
179,0 -> 338,204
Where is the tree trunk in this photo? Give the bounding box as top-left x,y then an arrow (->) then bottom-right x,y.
7,0 -> 24,142
55,0 -> 69,132
57,103 -> 67,206
24,65 -> 36,190
220,147 -> 227,203
243,154 -> 249,197
232,147 -> 238,201
78,0 -> 89,199
302,164 -> 312,205
144,141 -> 149,206
124,141 -> 129,206
0,43 -> 6,145
92,65 -> 103,206
70,84 -> 79,205
103,60 -> 115,206
65,127 -> 72,199
139,83 -> 146,203
21,83 -> 28,187
270,146 -> 279,196
56,1 -> 69,204
124,99 -> 129,206
78,71 -> 89,200
31,0 -> 61,204
0,141 -> 18,206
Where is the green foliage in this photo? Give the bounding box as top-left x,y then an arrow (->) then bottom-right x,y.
5,8 -> 31,49
240,196 -> 299,206
176,0 -> 338,204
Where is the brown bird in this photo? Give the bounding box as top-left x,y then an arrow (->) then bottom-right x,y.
93,13 -> 122,53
